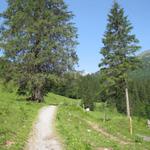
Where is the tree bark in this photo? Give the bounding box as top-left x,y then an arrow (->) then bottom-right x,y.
31,87 -> 44,102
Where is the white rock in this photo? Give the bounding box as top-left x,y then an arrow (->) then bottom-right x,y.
85,108 -> 90,111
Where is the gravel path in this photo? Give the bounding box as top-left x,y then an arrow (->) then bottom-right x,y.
25,106 -> 62,150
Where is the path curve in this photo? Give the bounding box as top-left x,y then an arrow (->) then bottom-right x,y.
25,106 -> 62,150
86,120 -> 131,145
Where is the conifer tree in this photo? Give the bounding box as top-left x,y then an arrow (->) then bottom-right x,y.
99,1 -> 141,112
0,0 -> 78,102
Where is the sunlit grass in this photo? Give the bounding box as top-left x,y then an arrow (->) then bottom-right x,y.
0,83 -> 149,150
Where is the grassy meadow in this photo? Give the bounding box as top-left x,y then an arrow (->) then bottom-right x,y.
0,83 -> 149,150
56,104 -> 150,150
0,85 -> 43,150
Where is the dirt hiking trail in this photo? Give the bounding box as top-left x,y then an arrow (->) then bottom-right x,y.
25,106 -> 62,150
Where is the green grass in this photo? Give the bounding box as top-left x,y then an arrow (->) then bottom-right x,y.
45,92 -> 79,105
56,105 -> 123,150
0,83 -> 78,150
0,86 -> 44,150
87,104 -> 150,139
56,103 -> 150,150
0,83 -> 150,150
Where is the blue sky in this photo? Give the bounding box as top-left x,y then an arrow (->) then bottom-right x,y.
0,0 -> 150,73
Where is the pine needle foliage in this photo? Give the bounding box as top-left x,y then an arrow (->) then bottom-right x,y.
99,2 -> 141,112
0,0 -> 78,102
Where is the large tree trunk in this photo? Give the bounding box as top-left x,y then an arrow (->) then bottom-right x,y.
30,87 -> 44,102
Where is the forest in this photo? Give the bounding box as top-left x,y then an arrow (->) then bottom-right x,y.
52,50 -> 150,117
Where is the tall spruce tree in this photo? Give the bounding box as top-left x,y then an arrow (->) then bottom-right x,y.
99,1 -> 141,113
0,0 -> 78,102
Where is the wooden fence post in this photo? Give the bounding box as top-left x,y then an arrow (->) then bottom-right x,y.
125,88 -> 133,135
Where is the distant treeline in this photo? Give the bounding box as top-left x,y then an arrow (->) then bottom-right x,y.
129,65 -> 150,117
51,57 -> 150,118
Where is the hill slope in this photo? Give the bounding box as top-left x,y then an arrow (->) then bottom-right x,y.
0,84 -> 150,150
0,86 -> 42,150
0,83 -> 76,150
138,49 -> 150,59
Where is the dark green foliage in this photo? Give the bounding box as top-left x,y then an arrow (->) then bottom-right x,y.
128,55 -> 150,118
0,0 -> 78,102
126,50 -> 150,117
99,2 -> 141,113
51,71 -> 81,99
79,73 -> 101,111
79,75 -> 94,110
51,71 -> 102,103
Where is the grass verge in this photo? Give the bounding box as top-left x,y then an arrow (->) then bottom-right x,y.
56,103 -> 150,150
0,88 -> 43,150
0,83 -> 149,150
